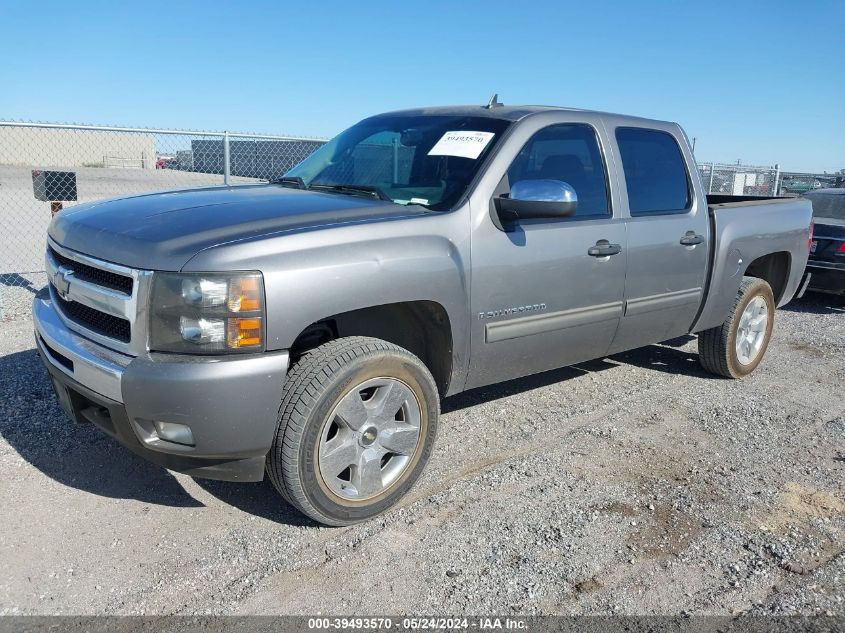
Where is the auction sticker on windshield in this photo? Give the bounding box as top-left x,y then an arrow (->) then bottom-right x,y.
428,131 -> 495,159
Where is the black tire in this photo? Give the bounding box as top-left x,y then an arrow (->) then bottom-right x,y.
698,276 -> 775,378
266,336 -> 439,526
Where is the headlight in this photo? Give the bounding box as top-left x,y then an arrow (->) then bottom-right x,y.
149,272 -> 265,354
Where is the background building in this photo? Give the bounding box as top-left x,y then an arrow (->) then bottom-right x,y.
0,126 -> 155,169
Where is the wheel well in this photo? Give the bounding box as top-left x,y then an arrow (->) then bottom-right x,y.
290,301 -> 454,395
744,251 -> 791,303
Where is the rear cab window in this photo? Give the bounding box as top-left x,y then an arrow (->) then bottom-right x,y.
615,127 -> 691,216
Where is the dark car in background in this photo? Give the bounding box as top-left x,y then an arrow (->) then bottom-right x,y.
803,188 -> 845,294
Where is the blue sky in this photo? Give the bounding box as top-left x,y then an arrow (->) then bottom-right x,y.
1,0 -> 842,172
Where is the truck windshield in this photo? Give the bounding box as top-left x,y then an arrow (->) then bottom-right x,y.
284,114 -> 511,210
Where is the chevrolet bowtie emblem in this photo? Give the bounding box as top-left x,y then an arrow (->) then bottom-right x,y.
53,266 -> 73,300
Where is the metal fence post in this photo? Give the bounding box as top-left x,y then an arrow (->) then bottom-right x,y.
773,163 -> 780,196
223,131 -> 231,186
707,162 -> 715,194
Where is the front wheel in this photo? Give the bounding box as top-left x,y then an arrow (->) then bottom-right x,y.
698,276 -> 775,378
266,336 -> 439,526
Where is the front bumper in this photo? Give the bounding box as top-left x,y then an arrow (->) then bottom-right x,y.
33,287 -> 288,481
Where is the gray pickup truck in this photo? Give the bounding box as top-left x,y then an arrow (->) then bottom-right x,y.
34,104 -> 813,525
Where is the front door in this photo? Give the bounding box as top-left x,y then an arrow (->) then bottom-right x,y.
466,120 -> 627,389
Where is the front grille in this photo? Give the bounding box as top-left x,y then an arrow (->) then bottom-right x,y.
52,285 -> 131,343
49,246 -> 133,295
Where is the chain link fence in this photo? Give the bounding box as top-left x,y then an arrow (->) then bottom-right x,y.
1,120 -> 808,321
696,162 -> 782,197
0,121 -> 326,319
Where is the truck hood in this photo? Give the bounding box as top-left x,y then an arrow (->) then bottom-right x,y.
49,184 -> 428,270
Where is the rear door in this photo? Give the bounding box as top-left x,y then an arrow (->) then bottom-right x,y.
607,125 -> 710,354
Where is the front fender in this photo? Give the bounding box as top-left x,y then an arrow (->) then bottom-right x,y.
182,213 -> 470,389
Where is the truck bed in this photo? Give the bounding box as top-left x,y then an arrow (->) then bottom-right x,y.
707,194 -> 792,206
691,196 -> 813,333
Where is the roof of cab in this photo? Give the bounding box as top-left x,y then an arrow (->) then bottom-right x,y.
375,104 -> 674,127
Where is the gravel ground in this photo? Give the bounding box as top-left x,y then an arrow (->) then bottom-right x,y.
0,293 -> 842,616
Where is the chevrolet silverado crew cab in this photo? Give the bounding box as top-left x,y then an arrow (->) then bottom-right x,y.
34,104 -> 813,525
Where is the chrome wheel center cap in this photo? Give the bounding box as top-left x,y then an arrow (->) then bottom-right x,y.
360,426 -> 378,447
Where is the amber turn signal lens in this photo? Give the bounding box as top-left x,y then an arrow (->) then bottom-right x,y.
228,277 -> 262,312
227,317 -> 262,348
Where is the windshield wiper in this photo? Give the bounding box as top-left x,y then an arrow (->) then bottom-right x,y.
308,183 -> 392,201
270,176 -> 306,189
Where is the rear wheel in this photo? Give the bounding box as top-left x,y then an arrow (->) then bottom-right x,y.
266,336 -> 439,526
698,276 -> 775,378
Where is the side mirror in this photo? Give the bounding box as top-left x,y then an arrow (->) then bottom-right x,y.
494,180 -> 578,224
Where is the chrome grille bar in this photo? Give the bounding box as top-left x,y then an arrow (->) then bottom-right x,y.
45,237 -> 152,356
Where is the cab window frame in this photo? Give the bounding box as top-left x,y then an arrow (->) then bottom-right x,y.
615,126 -> 693,217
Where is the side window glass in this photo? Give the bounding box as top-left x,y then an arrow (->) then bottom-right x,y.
615,127 -> 690,215
507,124 -> 610,218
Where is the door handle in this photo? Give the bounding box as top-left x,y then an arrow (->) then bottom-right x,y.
680,231 -> 704,246
588,240 -> 622,257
